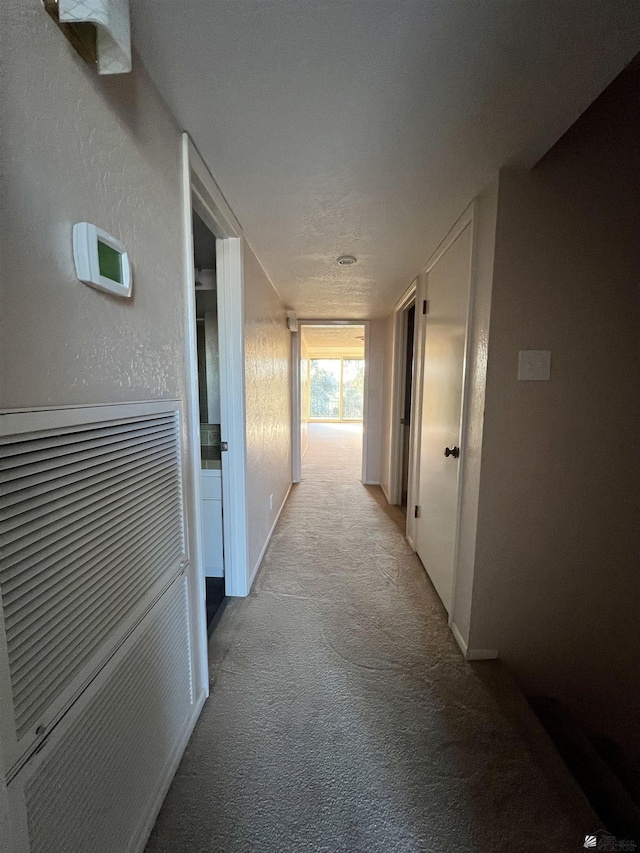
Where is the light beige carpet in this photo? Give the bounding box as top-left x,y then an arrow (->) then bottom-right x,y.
145,423 -> 594,852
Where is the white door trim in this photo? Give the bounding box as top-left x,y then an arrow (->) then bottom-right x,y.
361,320 -> 371,483
182,134 -> 250,624
215,236 -> 250,596
388,282 -> 418,506
294,320 -> 369,483
447,207 -> 477,634
405,273 -> 427,550
406,204 -> 480,626
180,138 -> 209,698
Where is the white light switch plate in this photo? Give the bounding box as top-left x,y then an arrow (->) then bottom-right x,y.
518,350 -> 551,381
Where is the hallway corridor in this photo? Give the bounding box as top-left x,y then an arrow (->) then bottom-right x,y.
302,422 -> 363,481
145,426 -> 592,853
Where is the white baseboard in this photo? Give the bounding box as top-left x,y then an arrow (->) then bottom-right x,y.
133,688 -> 207,853
362,480 -> 380,486
248,482 -> 293,588
379,481 -> 391,503
450,620 -> 498,661
466,648 -> 499,661
450,620 -> 469,656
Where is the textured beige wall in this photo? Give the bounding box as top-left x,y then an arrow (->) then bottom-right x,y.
364,319 -> 387,484
470,64 -> 640,750
1,1 -> 186,409
243,243 -> 291,579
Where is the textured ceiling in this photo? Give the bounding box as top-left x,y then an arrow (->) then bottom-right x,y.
131,1 -> 640,319
302,325 -> 365,351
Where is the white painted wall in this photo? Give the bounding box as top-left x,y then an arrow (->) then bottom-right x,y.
470,63 -> 640,752
1,5 -> 186,409
243,243 -> 292,583
363,319 -> 386,484
377,61 -> 640,755
379,313 -> 396,499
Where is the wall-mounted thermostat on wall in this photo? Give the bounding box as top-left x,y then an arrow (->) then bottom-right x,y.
72,223 -> 132,298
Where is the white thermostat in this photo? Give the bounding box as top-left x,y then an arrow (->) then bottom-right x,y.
72,222 -> 132,298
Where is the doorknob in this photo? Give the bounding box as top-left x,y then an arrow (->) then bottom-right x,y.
444,446 -> 460,459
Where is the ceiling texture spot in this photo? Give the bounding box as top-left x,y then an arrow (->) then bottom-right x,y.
302,325 -> 365,351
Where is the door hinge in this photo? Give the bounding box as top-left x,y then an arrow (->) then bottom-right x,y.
220,441 -> 228,452
422,299 -> 429,315
414,505 -> 420,519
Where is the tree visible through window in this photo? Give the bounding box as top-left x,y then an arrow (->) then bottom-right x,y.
342,359 -> 364,419
309,358 -> 364,421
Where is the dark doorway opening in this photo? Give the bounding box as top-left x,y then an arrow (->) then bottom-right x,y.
401,303 -> 415,512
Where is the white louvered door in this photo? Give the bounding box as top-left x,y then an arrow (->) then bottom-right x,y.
0,401 -> 195,853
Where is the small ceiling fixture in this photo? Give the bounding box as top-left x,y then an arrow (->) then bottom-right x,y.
336,255 -> 357,266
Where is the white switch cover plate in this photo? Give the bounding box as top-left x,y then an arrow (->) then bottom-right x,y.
518,350 -> 551,381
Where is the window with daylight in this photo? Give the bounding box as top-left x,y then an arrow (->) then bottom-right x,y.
308,357 -> 364,422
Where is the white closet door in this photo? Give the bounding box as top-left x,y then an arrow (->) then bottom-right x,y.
416,223 -> 472,613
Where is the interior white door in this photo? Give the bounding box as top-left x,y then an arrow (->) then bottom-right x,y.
416,222 -> 472,612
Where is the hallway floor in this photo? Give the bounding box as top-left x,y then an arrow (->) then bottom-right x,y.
145,424 -> 593,852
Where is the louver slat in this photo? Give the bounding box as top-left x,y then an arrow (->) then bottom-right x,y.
0,408 -> 186,752
0,418 -> 174,473
2,460 -> 178,566
1,442 -> 175,523
9,519 -> 181,680
5,496 -> 180,627
0,410 -> 172,449
0,414 -> 174,462
1,425 -> 175,493
0,455 -> 176,538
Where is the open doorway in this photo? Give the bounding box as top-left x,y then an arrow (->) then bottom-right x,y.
191,210 -> 225,631
181,133 -> 251,696
387,282 -> 419,527
399,303 -> 416,513
297,323 -> 366,482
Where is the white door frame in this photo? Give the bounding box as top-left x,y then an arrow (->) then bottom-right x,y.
181,134 -> 250,626
405,274 -> 427,550
407,202 -> 479,629
293,320 -> 369,483
387,282 -> 418,507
